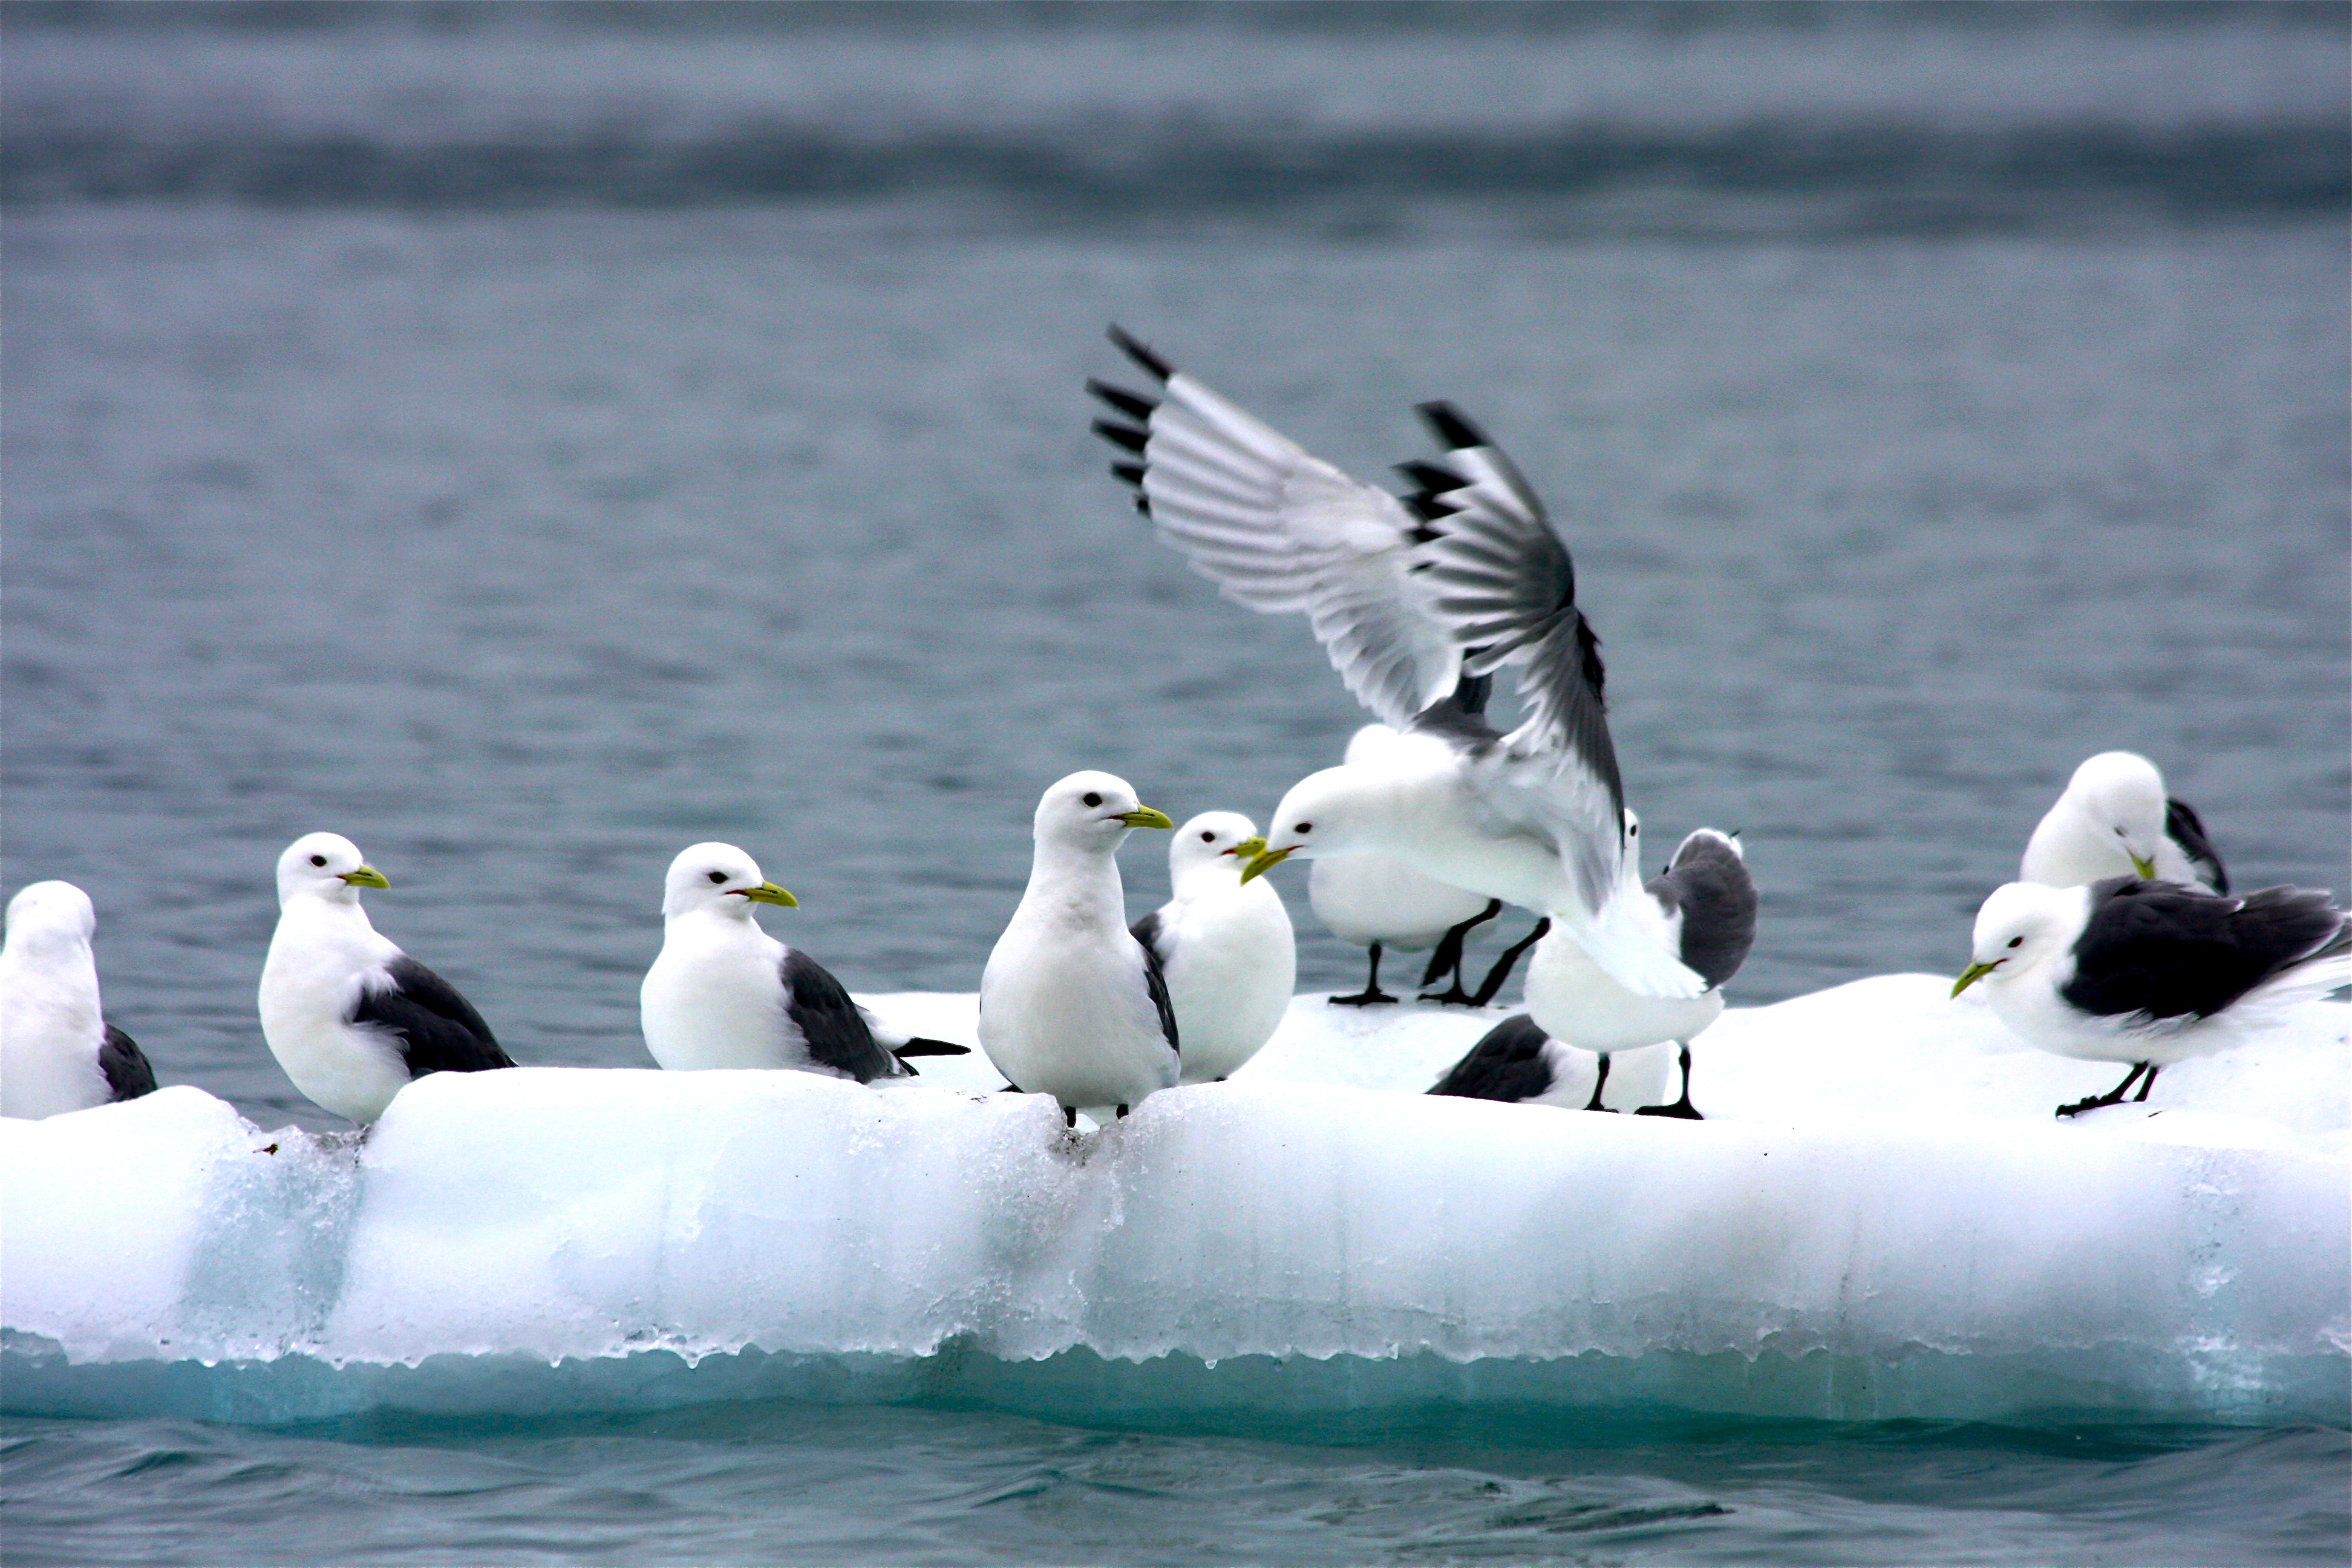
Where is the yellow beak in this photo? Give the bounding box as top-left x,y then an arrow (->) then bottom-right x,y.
341,865 -> 390,889
1116,806 -> 1175,829
2129,851 -> 2158,880
1950,960 -> 1999,998
1240,846 -> 1293,884
739,881 -> 799,907
1228,837 -> 1267,859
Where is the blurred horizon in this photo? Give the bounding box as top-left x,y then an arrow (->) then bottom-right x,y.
6,0 -> 2344,232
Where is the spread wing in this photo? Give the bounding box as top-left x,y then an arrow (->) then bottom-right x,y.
351,955 -> 515,1077
1088,327 -> 1459,729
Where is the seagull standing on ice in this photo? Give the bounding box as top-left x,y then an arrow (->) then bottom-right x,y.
1088,327 -> 1701,1002
1518,820 -> 1756,1117
641,841 -> 965,1081
1132,811 -> 1295,1083
1,881 -> 156,1119
1953,877 -> 2348,1117
258,832 -> 514,1125
2021,751 -> 2227,893
1308,721 -> 1530,1007
1429,818 -> 1756,1117
980,771 -> 1179,1126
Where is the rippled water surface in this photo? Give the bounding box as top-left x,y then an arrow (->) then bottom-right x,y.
4,5 -> 2348,1563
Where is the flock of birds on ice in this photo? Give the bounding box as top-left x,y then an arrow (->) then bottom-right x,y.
5,329 -> 2348,1135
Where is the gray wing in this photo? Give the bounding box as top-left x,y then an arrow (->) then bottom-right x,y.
780,947 -> 906,1083
1428,1014 -> 1555,1102
99,1023 -> 157,1101
1406,403 -> 1628,913
2164,797 -> 2229,895
1135,926 -> 1180,1059
1129,907 -> 1171,967
1089,327 -> 1460,728
351,956 -> 515,1077
1645,829 -> 1759,990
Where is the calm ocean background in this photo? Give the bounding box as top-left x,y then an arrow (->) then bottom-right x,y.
4,3 -> 2347,1563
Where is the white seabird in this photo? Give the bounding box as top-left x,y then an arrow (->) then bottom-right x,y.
1954,876 -> 2348,1118
641,841 -> 965,1081
979,770 -> 1179,1126
258,832 -> 514,1125
1088,328 -> 1700,1001
1517,820 -> 1757,1118
2020,750 -> 2228,893
1308,723 -> 1514,1007
1,881 -> 157,1119
1132,811 -> 1295,1083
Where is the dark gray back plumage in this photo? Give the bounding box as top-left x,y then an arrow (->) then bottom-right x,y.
2061,878 -> 2347,1022
1428,1013 -> 1555,1102
1137,929 -> 1180,1058
99,1023 -> 156,1101
779,946 -> 906,1083
351,955 -> 515,1077
1646,830 -> 1758,990
2163,797 -> 2229,894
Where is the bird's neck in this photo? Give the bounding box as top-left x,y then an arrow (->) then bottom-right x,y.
1171,862 -> 1243,903
1022,843 -> 1128,926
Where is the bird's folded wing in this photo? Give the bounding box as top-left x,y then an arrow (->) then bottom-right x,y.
352,956 -> 515,1075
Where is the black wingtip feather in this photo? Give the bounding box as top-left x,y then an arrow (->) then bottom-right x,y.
1417,401 -> 1489,451
1093,419 -> 1148,455
1086,379 -> 1157,421
1106,324 -> 1172,382
1111,461 -> 1146,487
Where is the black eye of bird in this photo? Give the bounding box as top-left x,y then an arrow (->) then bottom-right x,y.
310,854 -> 327,867
1082,791 -> 1103,808
1200,831 -> 1215,842
707,870 -> 728,884
2006,936 -> 2024,949
1295,822 -> 1313,834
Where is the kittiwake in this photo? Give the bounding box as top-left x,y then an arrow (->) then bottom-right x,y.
258,832 -> 515,1125
1953,876 -> 2348,1117
979,771 -> 1179,1126
2020,750 -> 2228,893
1132,811 -> 1295,1083
1088,327 -> 1700,1001
1,881 -> 157,1119
641,841 -> 966,1081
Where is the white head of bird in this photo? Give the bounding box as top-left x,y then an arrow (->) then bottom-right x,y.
275,832 -> 390,907
1240,765 -> 1391,881
1031,771 -> 1174,853
1167,811 -> 1263,892
661,842 -> 797,922
1952,881 -> 2089,998
4,881 -> 98,965
2051,752 -> 2170,881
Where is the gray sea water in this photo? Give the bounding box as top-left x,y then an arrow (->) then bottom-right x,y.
4,4 -> 2348,1563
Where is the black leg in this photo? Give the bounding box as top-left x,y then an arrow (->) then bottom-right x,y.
1635,1042 -> 1704,1120
2131,1064 -> 2161,1103
1063,1104 -> 1078,1129
1330,944 -> 1399,1007
2056,1061 -> 2151,1119
1469,918 -> 1551,1007
1583,1052 -> 1614,1112
1419,900 -> 1503,1004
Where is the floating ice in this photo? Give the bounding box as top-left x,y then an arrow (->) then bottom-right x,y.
5,978 -> 2345,1429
